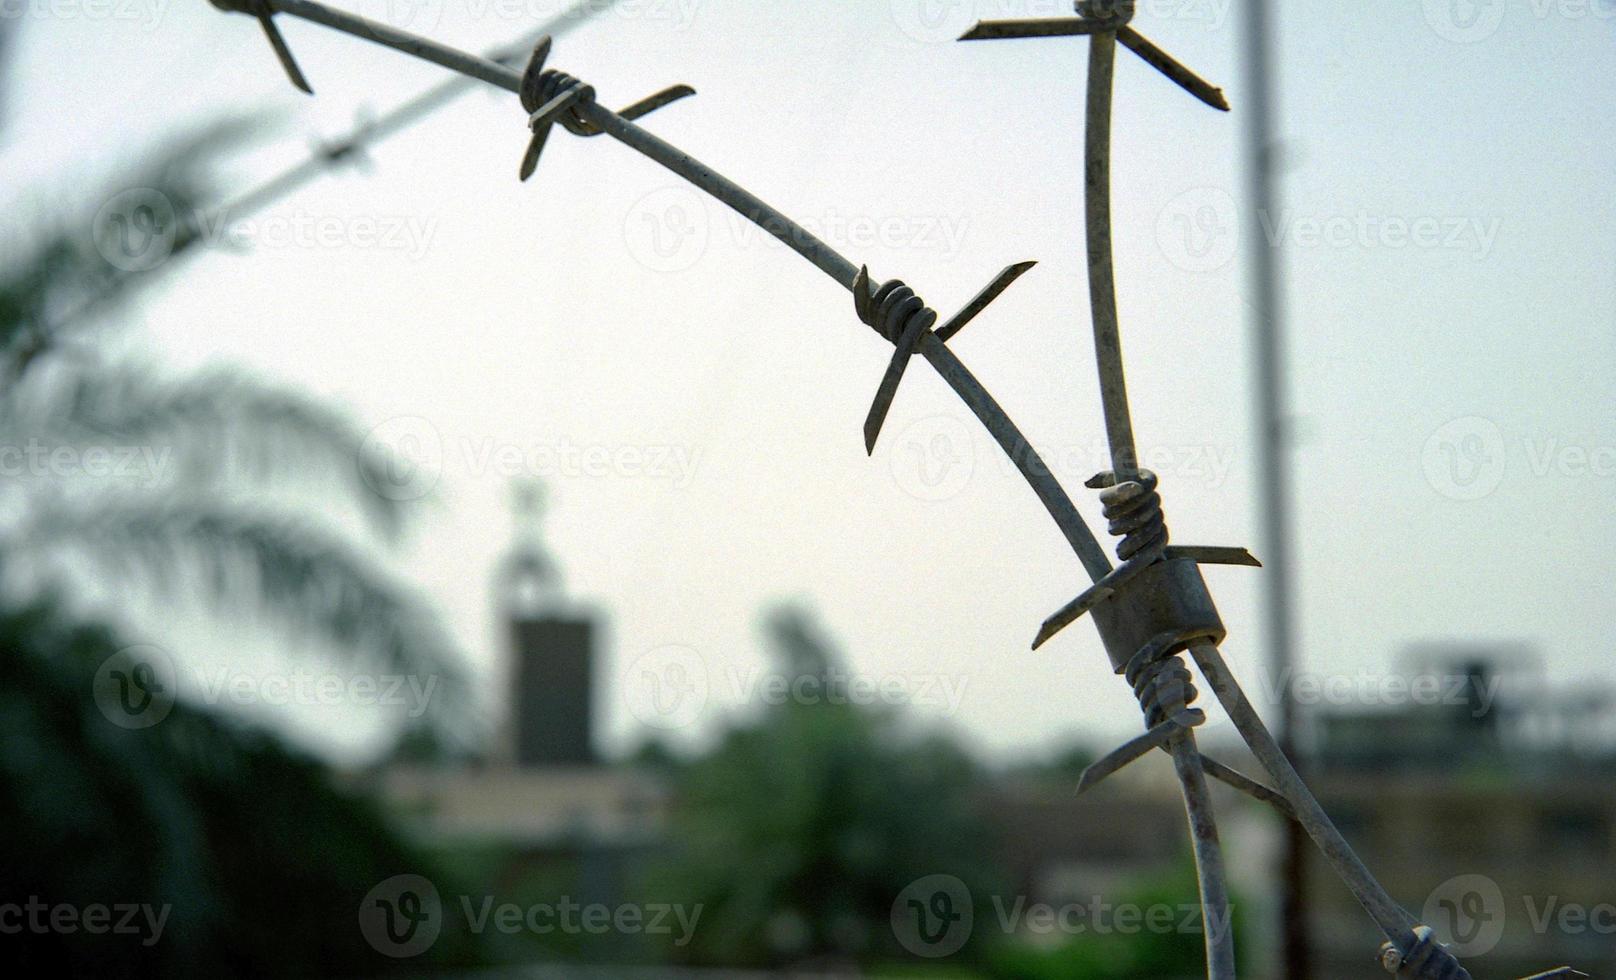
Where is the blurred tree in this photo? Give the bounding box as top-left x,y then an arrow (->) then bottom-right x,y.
0,123 -> 485,973
646,605 -> 999,969
983,858 -> 1247,980
0,124 -> 474,738
0,596 -> 488,976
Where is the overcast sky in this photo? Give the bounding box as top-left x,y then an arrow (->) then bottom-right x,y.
4,0 -> 1613,760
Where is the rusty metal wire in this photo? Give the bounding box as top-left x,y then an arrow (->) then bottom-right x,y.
200,2 -> 1582,978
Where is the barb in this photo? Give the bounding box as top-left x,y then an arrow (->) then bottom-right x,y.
517,34 -> 694,181
210,0 -> 311,93
853,261 -> 1036,454
960,1 -> 1229,112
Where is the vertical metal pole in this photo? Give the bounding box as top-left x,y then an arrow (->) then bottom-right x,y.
1239,0 -> 1307,975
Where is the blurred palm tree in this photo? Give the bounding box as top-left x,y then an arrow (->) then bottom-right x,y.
0,121 -> 473,738
0,124 -> 485,973
0,596 -> 488,976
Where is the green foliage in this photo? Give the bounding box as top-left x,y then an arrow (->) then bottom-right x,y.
644,605 -> 1000,968
982,859 -> 1247,980
0,596 -> 489,976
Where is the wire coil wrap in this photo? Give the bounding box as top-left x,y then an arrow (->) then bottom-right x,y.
857,278 -> 938,346
1381,925 -> 1472,980
1125,644 -> 1199,728
520,66 -> 600,136
1093,468 -> 1168,564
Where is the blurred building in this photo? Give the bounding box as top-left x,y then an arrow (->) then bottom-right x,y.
376,484 -> 666,901
1292,645 -> 1616,980
984,776 -> 1192,917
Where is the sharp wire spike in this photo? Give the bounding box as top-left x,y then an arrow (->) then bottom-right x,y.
862,261 -> 1032,453
852,266 -> 873,324
258,13 -> 313,93
519,124 -> 553,181
520,87 -> 588,181
1032,582 -> 1114,649
618,84 -> 697,120
958,17 -> 1108,41
1197,753 -> 1296,820
954,16 -> 1228,112
1076,709 -> 1203,793
863,315 -> 931,455
935,260 -> 1036,342
1162,545 -> 1261,567
1116,26 -> 1229,111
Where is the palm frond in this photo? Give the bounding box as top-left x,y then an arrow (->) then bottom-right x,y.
14,363 -> 411,536
1,117 -> 260,382
0,594 -> 489,975
23,499 -> 477,740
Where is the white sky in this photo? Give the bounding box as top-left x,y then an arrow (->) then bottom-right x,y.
3,0 -> 1613,761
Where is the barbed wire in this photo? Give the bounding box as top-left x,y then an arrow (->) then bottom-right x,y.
36,0 -> 614,357
200,2 -> 1581,978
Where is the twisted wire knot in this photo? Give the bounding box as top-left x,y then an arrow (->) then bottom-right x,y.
1380,926 -> 1472,980
857,279 -> 937,346
521,65 -> 599,137
1125,645 -> 1199,728
1089,468 -> 1168,564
